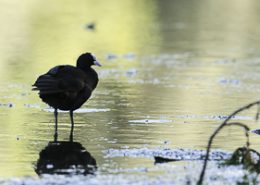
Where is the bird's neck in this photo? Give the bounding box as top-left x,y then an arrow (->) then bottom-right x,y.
78,66 -> 96,77
82,67 -> 98,89
77,64 -> 91,72
76,60 -> 92,70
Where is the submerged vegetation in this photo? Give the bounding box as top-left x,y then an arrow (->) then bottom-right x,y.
197,101 -> 260,185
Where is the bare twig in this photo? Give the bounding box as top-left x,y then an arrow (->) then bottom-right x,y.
256,104 -> 260,121
197,100 -> 260,185
227,122 -> 250,148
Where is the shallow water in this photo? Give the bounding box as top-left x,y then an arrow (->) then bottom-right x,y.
1,0 -> 260,184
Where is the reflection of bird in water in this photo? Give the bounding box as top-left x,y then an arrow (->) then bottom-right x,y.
32,53 -> 101,141
35,141 -> 97,175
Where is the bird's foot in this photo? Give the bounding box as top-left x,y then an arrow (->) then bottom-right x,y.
54,132 -> 58,142
69,134 -> 73,142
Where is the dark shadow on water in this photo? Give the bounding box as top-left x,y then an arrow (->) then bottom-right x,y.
35,141 -> 97,176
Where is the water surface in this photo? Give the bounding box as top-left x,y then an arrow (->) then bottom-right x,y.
1,0 -> 260,183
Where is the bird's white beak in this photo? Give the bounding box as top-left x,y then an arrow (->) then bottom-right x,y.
94,60 -> 102,67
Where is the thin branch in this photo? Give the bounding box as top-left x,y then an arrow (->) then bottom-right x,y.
256,104 -> 260,121
227,122 -> 250,148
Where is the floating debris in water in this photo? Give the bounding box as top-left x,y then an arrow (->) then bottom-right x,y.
128,79 -> 162,85
104,53 -> 136,61
105,147 -> 232,161
1,165 -> 259,185
214,58 -> 236,65
16,135 -> 25,141
162,140 -> 171,145
175,115 -> 252,121
128,119 -> 172,124
123,53 -> 136,61
2,168 -> 259,185
109,167 -> 148,173
24,104 -> 41,109
20,92 -> 29,96
218,78 -> 240,86
85,22 -> 95,30
69,108 -> 110,113
105,53 -> 118,61
121,145 -> 130,149
43,108 -> 110,113
0,103 -> 14,108
125,69 -> 138,77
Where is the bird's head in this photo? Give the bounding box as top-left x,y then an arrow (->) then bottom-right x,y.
77,53 -> 101,69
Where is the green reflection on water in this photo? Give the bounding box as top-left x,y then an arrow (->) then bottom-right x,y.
0,0 -> 260,178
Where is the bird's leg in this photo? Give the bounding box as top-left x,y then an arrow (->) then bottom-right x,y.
69,110 -> 74,142
54,108 -> 58,142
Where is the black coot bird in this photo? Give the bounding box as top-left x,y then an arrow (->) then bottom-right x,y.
33,53 -> 101,141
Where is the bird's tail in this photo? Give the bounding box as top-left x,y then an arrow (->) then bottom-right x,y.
32,75 -> 62,94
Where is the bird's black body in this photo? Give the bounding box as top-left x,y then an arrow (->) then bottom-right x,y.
33,53 -> 101,141
35,65 -> 98,111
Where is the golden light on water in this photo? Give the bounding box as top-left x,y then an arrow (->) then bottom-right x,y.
0,0 -> 260,179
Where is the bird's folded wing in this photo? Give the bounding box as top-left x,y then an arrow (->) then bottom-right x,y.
32,74 -> 85,94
